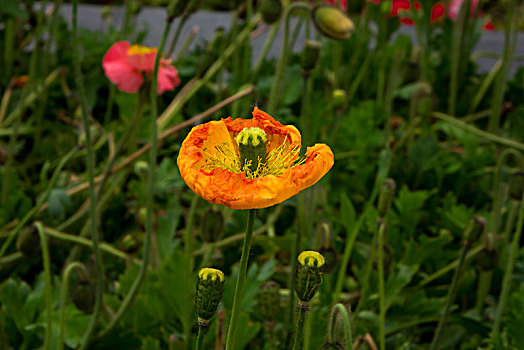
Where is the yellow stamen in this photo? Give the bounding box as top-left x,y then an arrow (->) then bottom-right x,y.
127,44 -> 157,55
298,251 -> 325,268
198,267 -> 225,282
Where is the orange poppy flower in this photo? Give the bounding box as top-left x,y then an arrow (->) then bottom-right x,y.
177,108 -> 334,209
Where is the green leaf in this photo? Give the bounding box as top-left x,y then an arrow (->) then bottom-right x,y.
340,193 -> 356,231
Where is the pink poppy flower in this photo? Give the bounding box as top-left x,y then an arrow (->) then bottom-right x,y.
431,3 -> 446,23
448,0 -> 478,20
391,0 -> 420,26
102,41 -> 181,94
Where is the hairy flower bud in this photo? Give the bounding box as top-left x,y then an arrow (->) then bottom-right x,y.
16,226 -> 40,257
201,208 -> 225,243
294,251 -> 324,303
257,281 -> 281,320
312,5 -> 354,40
477,232 -> 498,271
118,233 -> 140,254
300,40 -> 322,73
196,268 -> 225,324
321,342 -> 344,350
260,0 -> 282,24
377,178 -> 396,217
332,89 -> 347,109
72,280 -> 96,313
463,215 -> 487,245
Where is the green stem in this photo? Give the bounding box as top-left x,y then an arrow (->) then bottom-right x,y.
475,271 -> 492,318
59,262 -> 87,350
167,16 -> 188,58
185,195 -> 198,348
328,304 -> 353,350
378,222 -> 386,350
488,0 -> 518,132
493,195 -> 524,335
0,252 -> 23,266
224,209 -> 256,350
158,14 -> 261,131
353,226 -> 378,317
195,324 -> 207,350
468,59 -> 502,115
73,0 -> 105,346
267,3 -> 312,114
251,23 -> 279,82
35,222 -> 52,350
292,302 -> 308,350
0,147 -> 77,258
432,112 -> 524,152
103,85 -> 115,126
429,241 -> 470,350
174,25 -> 199,62
99,14 -> 173,339
500,199 -> 519,267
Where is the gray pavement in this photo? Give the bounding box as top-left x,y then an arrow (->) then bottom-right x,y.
58,3 -> 524,74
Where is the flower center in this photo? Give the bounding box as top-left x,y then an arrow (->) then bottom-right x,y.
236,127 -> 268,173
298,251 -> 325,268
198,267 -> 225,282
127,44 -> 157,56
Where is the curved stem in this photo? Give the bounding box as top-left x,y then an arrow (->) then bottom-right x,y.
59,262 -> 87,350
99,12 -> 174,339
328,304 -> 353,350
167,16 -> 188,58
267,2 -> 311,114
292,302 -> 308,350
224,209 -> 256,350
493,196 -> 524,336
72,0 -> 105,346
251,23 -> 279,82
35,222 -> 52,350
0,146 -> 77,258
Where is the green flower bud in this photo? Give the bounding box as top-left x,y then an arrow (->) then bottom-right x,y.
332,89 -> 347,109
508,171 -> 524,201
16,226 -> 40,257
321,342 -> 344,350
72,280 -> 96,313
477,232 -> 498,271
186,0 -> 204,16
463,215 -> 487,245
136,207 -> 147,227
260,0 -> 283,24
312,5 -> 354,40
294,251 -> 325,304
201,208 -> 225,243
134,160 -> 149,177
118,233 -> 140,254
196,268 -> 225,324
257,281 -> 281,320
127,0 -> 142,15
377,178 -> 396,217
300,40 -> 322,72
167,0 -> 190,19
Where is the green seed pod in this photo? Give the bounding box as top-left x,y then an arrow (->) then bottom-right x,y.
196,268 -> 225,324
300,40 -> 322,72
477,232 -> 498,271
294,251 -> 325,303
134,160 -> 149,177
16,226 -> 40,257
312,5 -> 354,40
72,280 -> 96,313
127,0 -> 142,15
463,215 -> 487,245
377,178 -> 396,217
508,171 -> 524,200
201,208 -> 225,243
118,233 -> 140,254
257,281 -> 281,320
260,0 -> 283,24
185,0 -> 204,16
332,89 -> 347,109
135,207 -> 147,228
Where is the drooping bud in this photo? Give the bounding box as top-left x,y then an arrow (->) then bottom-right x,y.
294,251 -> 325,304
463,215 -> 487,245
16,226 -> 40,257
118,233 -> 140,254
201,208 -> 225,243
300,40 -> 322,73
257,281 -> 281,320
332,89 -> 347,109
477,232 -> 498,271
508,171 -> 524,200
72,280 -> 96,313
312,5 -> 354,40
236,127 -> 268,174
196,268 -> 225,325
377,178 -> 396,217
260,0 -> 283,24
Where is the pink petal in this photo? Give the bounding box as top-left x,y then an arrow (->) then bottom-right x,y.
127,51 -> 157,71
103,60 -> 144,93
156,63 -> 181,95
103,41 -> 130,64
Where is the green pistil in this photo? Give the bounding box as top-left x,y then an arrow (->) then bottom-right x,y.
236,127 -> 267,174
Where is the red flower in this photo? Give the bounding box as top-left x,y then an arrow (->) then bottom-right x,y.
431,3 -> 445,23
325,0 -> 347,10
483,19 -> 495,31
102,41 -> 181,94
390,0 -> 420,26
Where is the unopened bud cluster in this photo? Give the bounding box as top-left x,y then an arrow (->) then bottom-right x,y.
294,251 -> 325,304
196,268 -> 225,325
